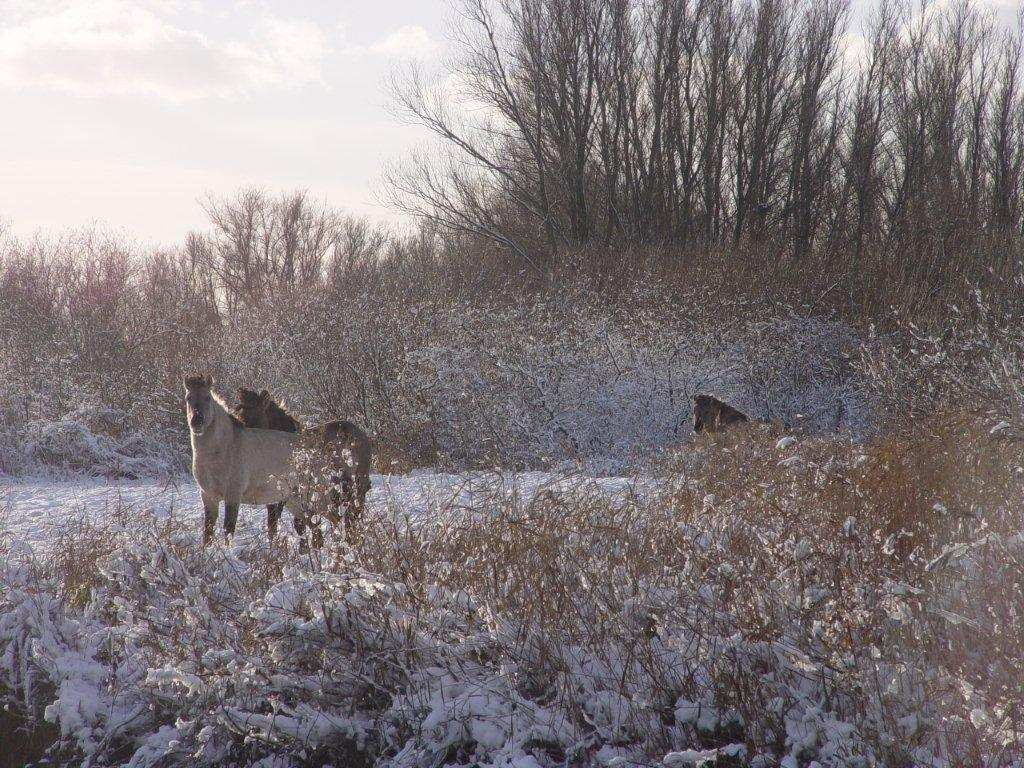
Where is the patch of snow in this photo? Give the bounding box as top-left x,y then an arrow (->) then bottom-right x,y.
0,471 -> 657,554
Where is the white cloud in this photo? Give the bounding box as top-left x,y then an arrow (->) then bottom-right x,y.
254,16 -> 330,85
0,1 -> 330,101
369,25 -> 442,60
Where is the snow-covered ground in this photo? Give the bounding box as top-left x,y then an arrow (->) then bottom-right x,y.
1,471 -> 654,553
2,441 -> 1020,768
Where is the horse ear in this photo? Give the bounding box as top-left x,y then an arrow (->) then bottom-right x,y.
205,375 -> 214,388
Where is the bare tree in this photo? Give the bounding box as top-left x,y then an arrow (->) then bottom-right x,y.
187,189 -> 343,309
388,0 -> 1024,274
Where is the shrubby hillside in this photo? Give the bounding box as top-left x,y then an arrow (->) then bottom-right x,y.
0,231 -> 876,477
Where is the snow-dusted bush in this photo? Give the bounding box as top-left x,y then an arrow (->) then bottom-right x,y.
398,305 -> 857,472
1,272 -> 871,476
0,403 -> 179,478
3,225 -> 1022,478
224,288 -> 870,474
864,277 -> 1024,433
3,415 -> 1022,767
4,237 -> 1023,478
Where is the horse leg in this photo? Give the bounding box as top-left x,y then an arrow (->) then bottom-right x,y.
224,502 -> 239,538
338,471 -> 367,543
288,501 -> 322,551
356,471 -> 370,513
326,471 -> 355,541
201,492 -> 219,545
267,503 -> 283,539
329,471 -> 348,522
292,514 -> 323,548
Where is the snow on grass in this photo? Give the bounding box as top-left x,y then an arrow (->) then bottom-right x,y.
0,403 -> 181,479
1,471 -> 657,555
2,418 -> 1022,768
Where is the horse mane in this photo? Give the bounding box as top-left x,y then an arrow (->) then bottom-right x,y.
233,387 -> 303,433
263,394 -> 303,433
211,390 -> 245,428
229,390 -> 254,425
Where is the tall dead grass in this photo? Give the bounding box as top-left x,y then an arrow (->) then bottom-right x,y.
311,413 -> 1021,764
2,410 -> 1021,765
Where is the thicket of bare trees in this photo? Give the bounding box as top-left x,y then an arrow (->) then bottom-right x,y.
389,0 -> 1024,283
183,190 -> 392,312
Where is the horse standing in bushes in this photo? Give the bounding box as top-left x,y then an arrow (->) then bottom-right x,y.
693,394 -> 750,434
234,388 -> 373,540
183,375 -> 300,543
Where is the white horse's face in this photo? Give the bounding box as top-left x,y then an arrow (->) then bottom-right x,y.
184,377 -> 215,436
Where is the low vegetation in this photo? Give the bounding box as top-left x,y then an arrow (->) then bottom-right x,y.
2,413 -> 1022,767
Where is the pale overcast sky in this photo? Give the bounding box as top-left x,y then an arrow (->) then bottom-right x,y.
0,0 -> 1021,247
0,0 -> 451,246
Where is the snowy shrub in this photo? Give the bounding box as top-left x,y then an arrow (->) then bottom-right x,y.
864,277 -> 1024,434
2,226 -> 1022,478
2,414 -> 1022,767
1,280 -> 871,476
0,230 -> 882,476
0,403 -> 179,478
8,230 -> 1024,478
224,289 -> 871,474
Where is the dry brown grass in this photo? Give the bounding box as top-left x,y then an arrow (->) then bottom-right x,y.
662,413 -> 1023,749
2,410 -> 1020,766
674,409 -> 1020,554
45,515 -> 123,608
331,412 -> 1022,760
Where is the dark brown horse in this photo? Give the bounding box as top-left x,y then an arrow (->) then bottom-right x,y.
233,388 -> 299,538
234,388 -> 373,540
693,394 -> 750,434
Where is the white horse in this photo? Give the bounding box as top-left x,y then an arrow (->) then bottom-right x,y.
183,374 -> 300,543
